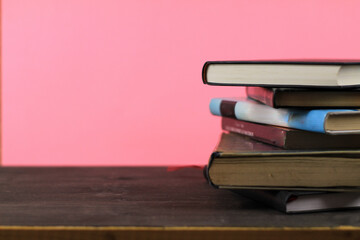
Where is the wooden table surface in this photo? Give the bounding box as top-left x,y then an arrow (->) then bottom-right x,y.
0,167 -> 359,240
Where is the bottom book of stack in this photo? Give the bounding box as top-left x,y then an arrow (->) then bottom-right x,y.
204,132 -> 360,213
232,189 -> 360,213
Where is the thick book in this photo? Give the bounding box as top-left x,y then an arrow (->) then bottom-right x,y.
246,86 -> 360,108
202,60 -> 360,88
222,117 -> 360,150
206,132 -> 360,190
210,97 -> 360,134
232,189 -> 360,213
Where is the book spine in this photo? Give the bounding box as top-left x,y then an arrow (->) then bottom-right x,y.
202,62 -> 210,84
221,118 -> 287,148
209,98 -> 346,133
246,87 -> 275,107
204,153 -> 221,189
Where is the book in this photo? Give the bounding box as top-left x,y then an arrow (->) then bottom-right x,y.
206,132 -> 360,190
246,86 -> 360,108
221,117 -> 360,150
210,97 -> 360,134
202,60 -> 360,88
231,189 -> 360,213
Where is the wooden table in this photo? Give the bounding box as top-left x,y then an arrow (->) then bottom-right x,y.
0,167 -> 359,239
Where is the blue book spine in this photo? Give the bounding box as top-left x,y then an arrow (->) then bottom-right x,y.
209,98 -> 355,133
286,110 -> 333,133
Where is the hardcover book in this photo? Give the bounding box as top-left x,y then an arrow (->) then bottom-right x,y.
206,132 -> 360,190
202,60 -> 360,88
210,97 -> 360,134
222,117 -> 360,150
231,189 -> 360,213
246,86 -> 360,108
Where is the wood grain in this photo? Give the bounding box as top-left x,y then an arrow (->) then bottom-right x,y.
0,227 -> 359,240
0,167 -> 358,239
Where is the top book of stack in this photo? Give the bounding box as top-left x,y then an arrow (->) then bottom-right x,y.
202,60 -> 360,88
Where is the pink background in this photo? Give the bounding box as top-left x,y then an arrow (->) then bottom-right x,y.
3,0 -> 360,166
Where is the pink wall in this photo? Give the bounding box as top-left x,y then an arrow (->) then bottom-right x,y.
3,0 -> 360,166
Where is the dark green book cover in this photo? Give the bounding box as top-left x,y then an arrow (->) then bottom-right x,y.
206,133 -> 360,190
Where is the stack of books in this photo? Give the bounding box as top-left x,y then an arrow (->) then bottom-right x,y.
202,60 -> 360,213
